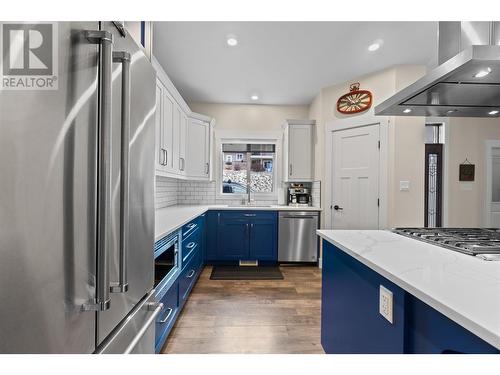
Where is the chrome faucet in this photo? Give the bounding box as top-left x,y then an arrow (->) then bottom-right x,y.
247,181 -> 251,204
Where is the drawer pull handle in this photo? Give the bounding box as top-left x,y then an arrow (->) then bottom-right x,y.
159,307 -> 173,324
243,214 -> 256,217
187,223 -> 196,229
187,270 -> 195,278
186,242 -> 196,249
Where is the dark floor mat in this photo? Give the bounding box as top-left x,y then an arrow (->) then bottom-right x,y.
210,266 -> 284,280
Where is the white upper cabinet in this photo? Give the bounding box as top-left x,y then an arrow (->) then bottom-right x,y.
283,120 -> 315,182
152,56 -> 213,180
186,117 -> 211,179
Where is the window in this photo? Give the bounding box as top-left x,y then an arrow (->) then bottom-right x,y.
221,143 -> 275,195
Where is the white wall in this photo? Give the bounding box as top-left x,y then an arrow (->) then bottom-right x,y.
308,65 -> 427,228
446,117 -> 500,227
189,102 -> 309,131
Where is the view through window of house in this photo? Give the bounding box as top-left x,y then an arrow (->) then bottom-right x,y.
222,143 -> 275,194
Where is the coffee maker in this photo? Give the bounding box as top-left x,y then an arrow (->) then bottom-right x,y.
287,183 -> 312,206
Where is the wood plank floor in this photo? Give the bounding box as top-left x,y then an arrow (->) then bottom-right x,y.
161,266 -> 324,354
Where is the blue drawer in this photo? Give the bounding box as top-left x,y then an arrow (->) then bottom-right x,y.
181,228 -> 201,268
155,281 -> 179,352
179,249 -> 202,306
182,216 -> 203,241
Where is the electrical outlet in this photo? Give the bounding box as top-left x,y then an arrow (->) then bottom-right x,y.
379,285 -> 394,324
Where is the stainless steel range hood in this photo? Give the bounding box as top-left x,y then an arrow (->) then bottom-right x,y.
375,22 -> 500,118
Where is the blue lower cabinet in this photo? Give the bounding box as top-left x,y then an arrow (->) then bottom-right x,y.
321,240 -> 406,354
179,247 -> 202,306
205,211 -> 218,261
155,281 -> 179,353
206,211 -> 277,263
249,214 -> 277,261
405,294 -> 499,354
321,240 -> 500,354
217,213 -> 250,260
154,215 -> 206,353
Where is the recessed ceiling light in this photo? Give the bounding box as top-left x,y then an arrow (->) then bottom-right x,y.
226,35 -> 238,47
368,39 -> 383,52
474,67 -> 491,78
250,94 -> 259,101
403,108 -> 412,113
488,110 -> 499,115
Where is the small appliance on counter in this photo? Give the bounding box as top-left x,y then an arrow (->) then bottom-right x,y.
287,183 -> 312,206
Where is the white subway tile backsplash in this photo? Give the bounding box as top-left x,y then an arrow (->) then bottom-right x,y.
155,176 -> 179,209
156,177 -> 282,209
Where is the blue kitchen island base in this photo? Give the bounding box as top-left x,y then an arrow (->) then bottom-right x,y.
321,240 -> 499,354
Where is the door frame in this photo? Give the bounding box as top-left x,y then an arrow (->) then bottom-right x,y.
324,115 -> 389,230
484,140 -> 500,227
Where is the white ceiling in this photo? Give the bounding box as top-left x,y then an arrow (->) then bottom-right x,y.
153,22 -> 438,105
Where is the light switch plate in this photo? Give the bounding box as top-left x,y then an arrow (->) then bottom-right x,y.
379,285 -> 394,324
399,181 -> 410,191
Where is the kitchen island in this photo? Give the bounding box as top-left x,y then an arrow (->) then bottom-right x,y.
317,230 -> 500,354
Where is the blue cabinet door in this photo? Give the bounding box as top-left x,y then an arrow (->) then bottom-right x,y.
205,211 -> 218,261
249,213 -> 277,261
217,213 -> 249,260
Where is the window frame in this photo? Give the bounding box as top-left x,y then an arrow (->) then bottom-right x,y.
215,131 -> 283,201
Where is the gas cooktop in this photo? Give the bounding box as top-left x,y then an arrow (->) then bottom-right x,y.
392,228 -> 500,261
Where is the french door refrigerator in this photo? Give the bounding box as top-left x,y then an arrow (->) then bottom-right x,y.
0,22 -> 160,353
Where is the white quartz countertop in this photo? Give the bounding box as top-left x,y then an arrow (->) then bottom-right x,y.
317,230 -> 500,349
155,204 -> 322,241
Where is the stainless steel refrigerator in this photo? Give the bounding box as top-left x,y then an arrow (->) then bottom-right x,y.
0,21 -> 160,353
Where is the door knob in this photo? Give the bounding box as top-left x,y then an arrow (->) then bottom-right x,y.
333,205 -> 343,211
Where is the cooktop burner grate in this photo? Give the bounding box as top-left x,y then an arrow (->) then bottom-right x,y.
392,228 -> 500,258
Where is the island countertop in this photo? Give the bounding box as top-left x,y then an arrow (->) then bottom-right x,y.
317,229 -> 500,350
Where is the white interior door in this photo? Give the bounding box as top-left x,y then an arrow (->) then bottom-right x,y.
487,145 -> 500,227
331,124 -> 380,229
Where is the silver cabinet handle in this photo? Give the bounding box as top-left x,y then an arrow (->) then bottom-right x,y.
289,164 -> 293,176
159,148 -> 164,165
187,223 -> 196,229
187,269 -> 195,278
164,149 -> 168,165
244,213 -> 256,217
110,51 -> 131,294
123,302 -> 163,354
179,157 -> 185,171
205,162 -> 209,175
85,29 -> 113,311
186,242 -> 196,249
159,307 -> 173,324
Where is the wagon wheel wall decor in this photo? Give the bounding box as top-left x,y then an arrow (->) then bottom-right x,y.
336,82 -> 373,114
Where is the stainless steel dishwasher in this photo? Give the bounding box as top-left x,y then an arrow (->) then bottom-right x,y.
278,211 -> 319,263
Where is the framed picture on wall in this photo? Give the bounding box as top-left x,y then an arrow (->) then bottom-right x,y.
459,162 -> 475,181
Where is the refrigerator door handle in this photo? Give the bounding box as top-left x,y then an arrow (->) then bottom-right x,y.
110,51 -> 131,294
123,302 -> 163,354
84,29 -> 114,311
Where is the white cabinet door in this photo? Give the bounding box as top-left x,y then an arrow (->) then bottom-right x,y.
288,124 -> 313,181
203,120 -> 210,177
162,88 -> 174,171
186,118 -> 209,179
179,113 -> 187,175
154,82 -> 165,172
172,103 -> 182,174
